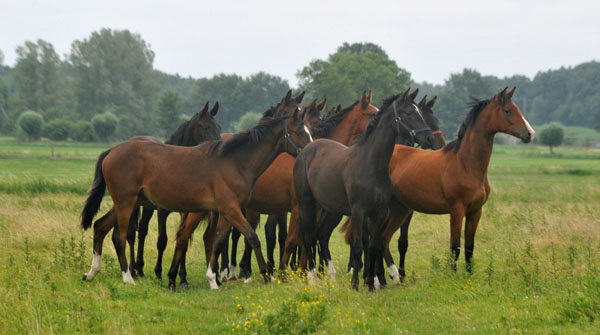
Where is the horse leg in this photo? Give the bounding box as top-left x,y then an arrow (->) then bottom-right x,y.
397,211 -> 413,282
265,214 -> 278,272
114,200 -> 137,285
316,212 -> 343,280
384,199 -> 411,283
229,227 -> 241,279
154,209 -> 170,280
371,210 -> 389,290
219,225 -> 231,283
280,205 -> 299,271
449,206 -> 466,272
127,207 -> 139,278
276,214 -> 287,270
83,208 -> 116,281
239,210 -> 260,282
464,208 -> 482,273
349,206 -> 366,291
222,206 -> 270,285
167,211 -> 208,291
296,200 -> 318,282
135,206 -> 154,277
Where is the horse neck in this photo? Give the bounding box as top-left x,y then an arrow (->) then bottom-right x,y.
354,112 -> 397,174
455,116 -> 495,181
326,110 -> 366,146
232,124 -> 285,185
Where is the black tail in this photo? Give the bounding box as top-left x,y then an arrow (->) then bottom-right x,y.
81,149 -> 111,230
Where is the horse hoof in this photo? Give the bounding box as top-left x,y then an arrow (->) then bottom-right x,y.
168,280 -> 176,292
82,274 -> 88,281
137,269 -> 145,278
243,277 -> 252,284
179,281 -> 189,290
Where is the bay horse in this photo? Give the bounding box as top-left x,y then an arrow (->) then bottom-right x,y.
293,89 -> 434,291
173,91 -> 379,286
344,87 -> 535,281
81,107 -> 313,288
131,90 -> 307,283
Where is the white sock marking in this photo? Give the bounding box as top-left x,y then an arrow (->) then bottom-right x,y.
374,276 -> 381,290
84,252 -> 101,281
206,267 -> 219,290
220,268 -> 229,282
122,269 -> 136,285
327,260 -> 336,281
243,277 -> 252,284
228,264 -> 237,280
388,264 -> 400,284
307,268 -> 318,284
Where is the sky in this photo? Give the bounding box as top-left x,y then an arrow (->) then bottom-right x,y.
1,0 -> 599,87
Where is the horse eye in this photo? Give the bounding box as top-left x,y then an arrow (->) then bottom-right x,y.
503,109 -> 511,115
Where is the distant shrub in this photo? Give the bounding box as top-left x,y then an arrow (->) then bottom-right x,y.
71,120 -> 97,142
43,119 -> 72,141
92,112 -> 118,141
17,110 -> 44,141
232,111 -> 261,132
540,123 -> 564,153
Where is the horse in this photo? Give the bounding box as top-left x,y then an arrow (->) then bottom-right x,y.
292,89 -> 434,291
343,87 -> 535,282
174,91 -> 379,286
341,94 -> 446,282
81,106 -> 313,289
130,90 -> 306,283
119,102 -> 220,279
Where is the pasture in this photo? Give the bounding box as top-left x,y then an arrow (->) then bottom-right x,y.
0,137 -> 599,334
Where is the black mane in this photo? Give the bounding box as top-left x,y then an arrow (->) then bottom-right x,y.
165,115 -> 200,146
443,97 -> 491,153
211,115 -> 286,156
354,93 -> 402,145
311,100 -> 359,138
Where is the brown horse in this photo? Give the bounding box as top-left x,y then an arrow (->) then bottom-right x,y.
81,107 -> 313,288
174,91 -> 379,285
345,87 -> 535,281
293,89 -> 434,291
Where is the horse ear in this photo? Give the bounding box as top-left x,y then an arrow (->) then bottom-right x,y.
367,90 -> 372,103
496,87 -> 508,101
409,88 -> 419,100
427,96 -> 438,108
200,102 -> 209,114
295,91 -> 306,103
507,87 -> 516,99
306,99 -> 316,111
402,87 -> 411,99
210,102 -> 219,116
418,95 -> 427,109
292,105 -> 300,120
317,98 -> 327,112
361,91 -> 369,108
284,89 -> 292,102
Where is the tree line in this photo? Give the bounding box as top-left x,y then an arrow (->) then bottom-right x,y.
0,29 -> 598,142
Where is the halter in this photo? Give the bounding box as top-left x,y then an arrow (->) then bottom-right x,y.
392,100 -> 431,147
284,119 -> 302,154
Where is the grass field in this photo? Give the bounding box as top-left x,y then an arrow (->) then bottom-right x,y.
0,138 -> 599,334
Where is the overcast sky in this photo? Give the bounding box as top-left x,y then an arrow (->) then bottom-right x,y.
1,0 -> 598,86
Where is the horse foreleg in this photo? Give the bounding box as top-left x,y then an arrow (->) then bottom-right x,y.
316,211 -> 342,280
229,227 -> 241,279
276,214 -> 287,269
397,212 -> 413,281
464,208 -> 482,273
83,208 -> 116,281
349,207 -> 366,291
265,214 -> 278,272
114,201 -> 137,285
280,206 -> 299,271
126,207 -> 139,278
135,206 -> 154,277
154,209 -> 170,280
449,206 -> 466,272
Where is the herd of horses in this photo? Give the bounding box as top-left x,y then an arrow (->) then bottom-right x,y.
80,87 -> 535,291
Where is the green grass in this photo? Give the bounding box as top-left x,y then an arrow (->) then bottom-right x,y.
0,141 -> 599,334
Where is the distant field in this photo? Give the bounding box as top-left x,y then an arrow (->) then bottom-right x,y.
0,139 -> 599,334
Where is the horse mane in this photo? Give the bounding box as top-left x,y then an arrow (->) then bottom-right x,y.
210,115 -> 286,156
443,97 -> 492,153
311,100 -> 359,138
354,93 -> 402,145
165,117 -> 192,146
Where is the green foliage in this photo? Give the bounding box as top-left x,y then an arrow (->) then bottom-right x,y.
91,112 -> 118,141
540,122 -> 565,153
43,118 -> 72,141
232,111 -> 262,132
70,28 -> 159,136
71,120 -> 97,142
297,42 -> 411,107
17,110 -> 44,141
158,90 -> 183,135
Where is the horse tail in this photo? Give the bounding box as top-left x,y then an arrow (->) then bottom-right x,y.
81,149 -> 111,230
340,216 -> 352,245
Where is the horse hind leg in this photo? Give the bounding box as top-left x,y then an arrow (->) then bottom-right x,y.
135,206 -> 154,277
464,209 -> 482,273
126,207 -> 140,278
114,200 -> 138,285
154,209 -> 170,280
265,214 -> 278,273
83,208 -> 116,281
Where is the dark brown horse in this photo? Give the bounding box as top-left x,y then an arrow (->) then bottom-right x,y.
129,90 -> 306,284
293,89 -> 434,291
342,94 -> 446,282
344,87 -> 535,281
174,92 -> 379,285
81,107 -> 313,289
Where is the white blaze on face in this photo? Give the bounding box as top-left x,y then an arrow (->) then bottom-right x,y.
304,124 -> 313,142
522,116 -> 535,140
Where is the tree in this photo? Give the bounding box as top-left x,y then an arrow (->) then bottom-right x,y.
72,120 -> 97,142
17,110 -> 44,141
297,42 -> 412,107
43,118 -> 72,141
232,111 -> 262,132
70,29 -> 159,136
158,90 -> 183,136
13,40 -> 62,112
539,123 -> 564,153
92,112 -> 118,141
